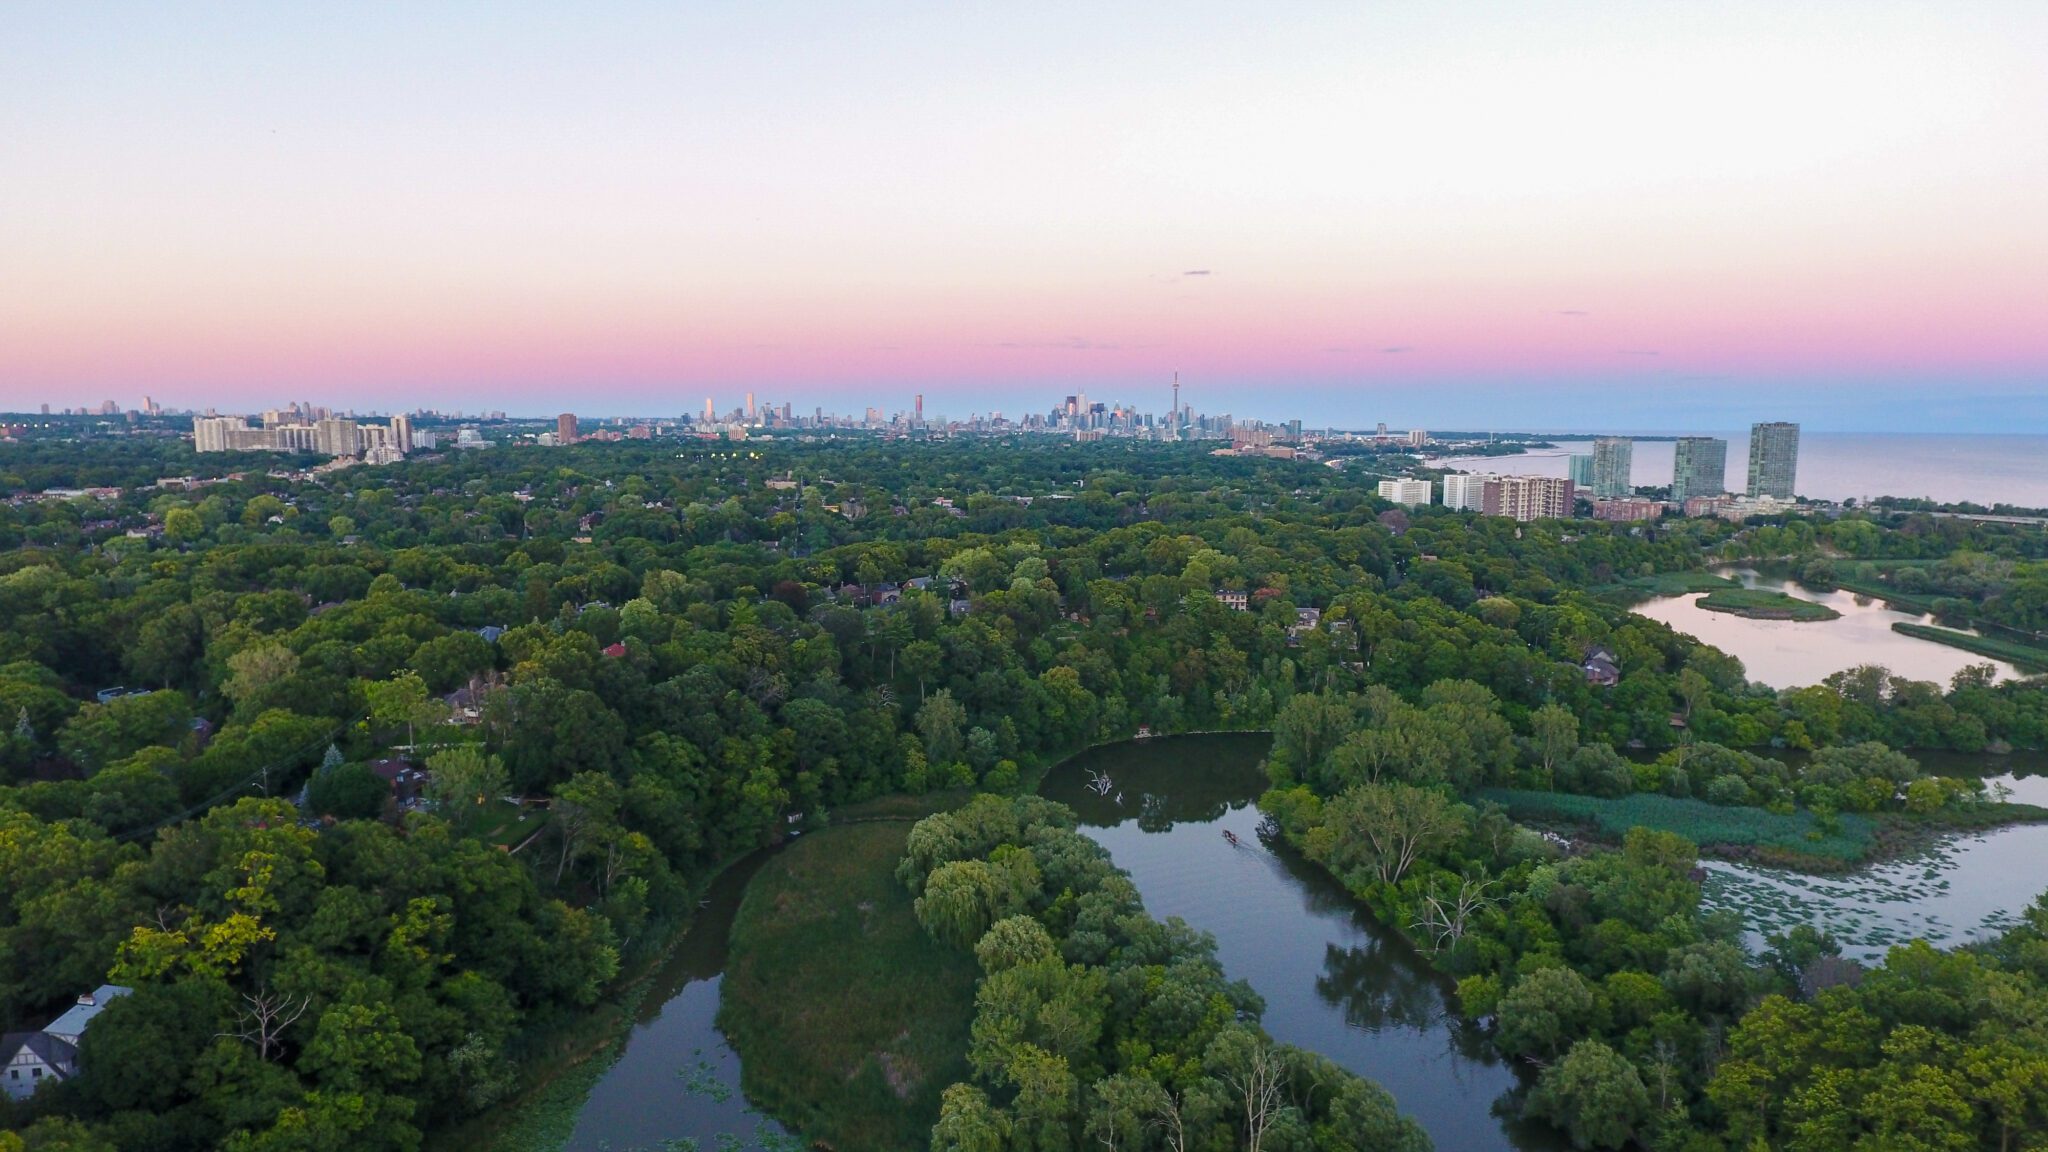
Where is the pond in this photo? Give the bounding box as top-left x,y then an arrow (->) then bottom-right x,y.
1630,568 -> 2020,689
1692,747 -> 2048,960
563,850 -> 792,1152
1701,822 -> 2048,962
1041,734 -> 1565,1152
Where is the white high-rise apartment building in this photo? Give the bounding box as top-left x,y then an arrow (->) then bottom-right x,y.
1377,478 -> 1433,507
1441,473 -> 1492,511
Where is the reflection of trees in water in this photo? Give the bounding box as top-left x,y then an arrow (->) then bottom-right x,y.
1315,938 -> 1445,1033
1046,735 -> 1273,825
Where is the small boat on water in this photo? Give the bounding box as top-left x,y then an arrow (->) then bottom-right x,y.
1222,829 -> 1240,846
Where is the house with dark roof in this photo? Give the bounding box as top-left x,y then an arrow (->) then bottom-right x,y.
1582,646 -> 1621,687
4,984 -> 130,1099
368,759 -> 432,809
2,1032 -> 75,1099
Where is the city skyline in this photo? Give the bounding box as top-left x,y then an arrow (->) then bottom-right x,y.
4,4 -> 2045,431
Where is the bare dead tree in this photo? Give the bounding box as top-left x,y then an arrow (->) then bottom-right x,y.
1413,877 -> 1497,953
1649,1038 -> 1678,1111
1215,1034 -> 1288,1152
1153,1090 -> 1190,1152
218,986 -> 311,1061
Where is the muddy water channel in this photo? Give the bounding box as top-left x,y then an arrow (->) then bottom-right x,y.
1042,734 -> 1564,1152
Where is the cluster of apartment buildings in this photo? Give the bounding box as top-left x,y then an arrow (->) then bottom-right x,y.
1380,474 -> 1578,521
1379,422 -> 1803,524
193,413 -> 422,462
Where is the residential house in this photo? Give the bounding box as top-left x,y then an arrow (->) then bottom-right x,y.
1582,646 -> 1621,687
1218,590 -> 1249,611
369,759 -> 432,809
4,985 -> 131,1099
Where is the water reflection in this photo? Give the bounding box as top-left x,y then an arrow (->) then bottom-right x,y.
1316,938 -> 1452,1033
1706,821 -> 2048,961
1630,568 -> 2020,689
564,851 -> 792,1152
1045,735 -> 1563,1152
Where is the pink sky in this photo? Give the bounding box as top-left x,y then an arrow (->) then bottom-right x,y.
3,3 -> 2045,427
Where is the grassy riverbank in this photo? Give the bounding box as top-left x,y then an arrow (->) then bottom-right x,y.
426,862 -> 746,1152
719,820 -> 979,1152
1696,586 -> 1841,621
1594,569 -> 1738,604
1892,622 -> 2048,673
1481,788 -> 1876,866
1481,788 -> 2048,871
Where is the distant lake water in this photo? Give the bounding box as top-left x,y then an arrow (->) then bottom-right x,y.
1428,433 -> 2048,507
1630,568 -> 2021,689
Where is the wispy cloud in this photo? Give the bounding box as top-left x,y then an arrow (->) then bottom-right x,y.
1183,269 -> 1211,277
1559,309 -> 1590,316
1381,345 -> 1411,354
1617,348 -> 1660,357
993,337 -> 1122,351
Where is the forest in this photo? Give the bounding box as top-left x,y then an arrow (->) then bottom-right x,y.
1,431 -> 2046,1151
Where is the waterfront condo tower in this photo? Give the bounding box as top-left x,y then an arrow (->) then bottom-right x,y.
1591,437 -> 1634,498
1747,422 -> 1800,499
1671,436 -> 1728,503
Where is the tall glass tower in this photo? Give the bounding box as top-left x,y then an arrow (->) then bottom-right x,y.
1747,422 -> 1800,499
1567,454 -> 1595,488
1591,437 -> 1634,498
1671,437 -> 1728,503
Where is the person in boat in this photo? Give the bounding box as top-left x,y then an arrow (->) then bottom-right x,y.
1222,829 -> 1240,846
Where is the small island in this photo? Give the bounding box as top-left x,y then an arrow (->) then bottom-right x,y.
1697,587 -> 1842,621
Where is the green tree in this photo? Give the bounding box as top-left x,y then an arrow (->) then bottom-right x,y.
306,761 -> 389,820
425,746 -> 509,832
1497,966 -> 1599,1061
163,506 -> 203,543
1525,1039 -> 1651,1150
1530,702 -> 1578,785
1306,782 -> 1464,886
932,1083 -> 1011,1152
917,689 -> 968,768
363,671 -> 432,746
1271,691 -> 1355,777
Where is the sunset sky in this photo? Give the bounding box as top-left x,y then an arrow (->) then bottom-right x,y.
3,3 -> 2045,429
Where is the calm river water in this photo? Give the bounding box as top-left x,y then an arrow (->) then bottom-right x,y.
563,851 -> 791,1152
563,733 -> 2048,1152
1630,568 -> 2020,689
1042,734 -> 1564,1152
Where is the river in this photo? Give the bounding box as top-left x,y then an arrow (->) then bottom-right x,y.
562,851 -> 792,1152
1042,734 -> 1564,1152
1629,567 -> 2020,689
563,733 -> 2048,1152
